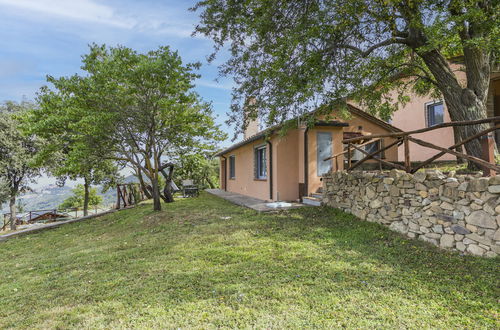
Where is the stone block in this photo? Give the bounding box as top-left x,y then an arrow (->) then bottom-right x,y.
466,233 -> 492,246
466,210 -> 497,229
440,234 -> 454,248
389,221 -> 408,234
467,244 -> 485,256
413,171 -> 426,182
389,186 -> 399,197
456,241 -> 466,252
487,185 -> 500,194
488,176 -> 500,185
426,233 -> 441,239
451,225 -> 471,235
432,224 -> 444,234
468,178 -> 489,192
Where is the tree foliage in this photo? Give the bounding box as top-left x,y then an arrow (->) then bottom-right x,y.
193,0 -> 499,161
59,184 -> 103,210
30,74 -> 121,216
0,101 -> 41,230
174,152 -> 219,189
35,44 -> 225,211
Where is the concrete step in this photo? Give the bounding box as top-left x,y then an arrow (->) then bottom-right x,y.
302,196 -> 321,207
310,193 -> 322,199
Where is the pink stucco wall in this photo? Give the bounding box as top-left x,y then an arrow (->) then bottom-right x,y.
223,137 -> 271,201
220,110 -> 399,201
390,92 -> 456,162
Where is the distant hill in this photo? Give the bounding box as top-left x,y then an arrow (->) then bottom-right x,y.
1,184 -> 116,215
1,174 -> 147,216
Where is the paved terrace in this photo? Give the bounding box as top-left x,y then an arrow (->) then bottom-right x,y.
206,189 -> 305,212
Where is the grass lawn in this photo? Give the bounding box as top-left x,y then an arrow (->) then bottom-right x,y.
0,192 -> 498,328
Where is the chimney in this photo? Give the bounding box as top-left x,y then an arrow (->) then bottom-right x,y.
244,97 -> 260,139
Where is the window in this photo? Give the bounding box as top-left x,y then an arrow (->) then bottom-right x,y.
365,140 -> 385,159
426,101 -> 444,127
317,132 -> 332,176
254,145 -> 267,179
229,155 -> 236,179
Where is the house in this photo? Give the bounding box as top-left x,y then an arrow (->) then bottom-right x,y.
216,104 -> 402,202
388,68 -> 500,161
216,65 -> 500,203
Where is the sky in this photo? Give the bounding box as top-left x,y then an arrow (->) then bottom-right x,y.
0,0 -> 236,187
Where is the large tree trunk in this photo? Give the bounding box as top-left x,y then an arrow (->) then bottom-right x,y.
443,94 -> 490,169
151,177 -> 162,211
417,47 -> 491,170
9,196 -> 16,231
160,166 -> 175,203
83,178 -> 90,216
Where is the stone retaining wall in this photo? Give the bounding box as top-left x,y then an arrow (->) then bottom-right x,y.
322,170 -> 500,257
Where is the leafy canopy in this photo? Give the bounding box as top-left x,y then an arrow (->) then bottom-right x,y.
59,184 -> 103,209
0,101 -> 41,198
31,72 -> 121,189
193,0 -> 499,131
34,44 -> 226,210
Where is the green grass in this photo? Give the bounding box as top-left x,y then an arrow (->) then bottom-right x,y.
0,193 -> 498,328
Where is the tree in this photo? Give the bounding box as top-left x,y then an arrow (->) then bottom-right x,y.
39,45 -> 225,211
59,184 -> 103,210
0,101 -> 41,230
174,153 -> 219,189
30,77 -> 121,216
193,0 -> 499,165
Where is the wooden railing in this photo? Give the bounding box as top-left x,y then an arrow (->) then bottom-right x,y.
2,207 -> 78,231
326,116 -> 500,176
116,183 -> 145,209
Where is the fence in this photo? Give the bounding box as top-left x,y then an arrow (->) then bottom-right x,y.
327,116 -> 500,176
116,183 -> 146,209
1,207 -> 78,231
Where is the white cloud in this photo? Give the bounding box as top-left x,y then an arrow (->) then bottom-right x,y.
0,0 -> 134,28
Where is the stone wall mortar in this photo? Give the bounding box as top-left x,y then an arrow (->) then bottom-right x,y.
322,169 -> 500,257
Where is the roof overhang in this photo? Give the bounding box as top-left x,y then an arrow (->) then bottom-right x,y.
215,104 -> 401,157
215,120 -> 349,157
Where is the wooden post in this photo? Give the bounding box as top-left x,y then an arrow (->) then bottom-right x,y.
403,136 -> 411,173
481,132 -> 496,177
116,186 -> 121,209
347,143 -> 351,170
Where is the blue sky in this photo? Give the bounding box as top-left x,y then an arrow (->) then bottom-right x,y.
0,0 -> 235,140
0,0 -> 237,187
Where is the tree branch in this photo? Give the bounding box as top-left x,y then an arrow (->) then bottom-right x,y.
333,38 -> 409,57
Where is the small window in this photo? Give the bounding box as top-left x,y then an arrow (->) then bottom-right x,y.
317,132 -> 332,176
426,101 -> 444,127
254,146 -> 267,179
229,155 -> 236,179
365,140 -> 385,159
